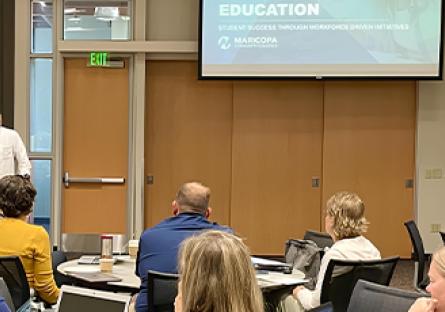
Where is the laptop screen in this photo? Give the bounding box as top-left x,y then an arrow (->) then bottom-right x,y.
56,286 -> 130,312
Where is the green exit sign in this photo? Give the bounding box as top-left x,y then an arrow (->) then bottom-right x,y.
89,52 -> 109,67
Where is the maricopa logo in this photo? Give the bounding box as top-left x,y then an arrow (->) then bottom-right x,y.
218,36 -> 231,49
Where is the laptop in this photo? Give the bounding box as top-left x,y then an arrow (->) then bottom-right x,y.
55,285 -> 131,312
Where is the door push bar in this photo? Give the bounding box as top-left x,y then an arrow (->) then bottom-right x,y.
63,171 -> 125,188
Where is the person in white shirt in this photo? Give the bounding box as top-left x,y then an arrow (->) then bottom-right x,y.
280,191 -> 381,312
0,115 -> 31,179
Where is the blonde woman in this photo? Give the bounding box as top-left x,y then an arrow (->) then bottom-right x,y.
408,247 -> 445,312
175,230 -> 263,312
281,191 -> 381,311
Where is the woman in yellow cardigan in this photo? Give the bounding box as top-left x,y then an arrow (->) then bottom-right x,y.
0,175 -> 59,307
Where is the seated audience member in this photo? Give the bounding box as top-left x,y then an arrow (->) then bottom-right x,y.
0,175 -> 60,307
135,182 -> 233,312
0,297 -> 11,312
175,230 -> 263,312
408,246 -> 445,312
281,191 -> 381,311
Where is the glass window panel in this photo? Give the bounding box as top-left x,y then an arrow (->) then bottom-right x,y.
30,58 -> 52,153
146,0 -> 198,41
64,0 -> 131,40
31,0 -> 53,53
30,160 -> 52,234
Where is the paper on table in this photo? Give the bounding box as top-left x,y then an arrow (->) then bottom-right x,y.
256,272 -> 307,286
251,257 -> 291,267
114,255 -> 136,263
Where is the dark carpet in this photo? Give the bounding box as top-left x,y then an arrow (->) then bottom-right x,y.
389,259 -> 416,291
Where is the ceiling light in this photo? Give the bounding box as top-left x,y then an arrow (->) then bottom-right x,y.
94,7 -> 119,19
64,8 -> 77,14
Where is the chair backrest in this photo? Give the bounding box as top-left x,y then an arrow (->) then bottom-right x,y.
0,277 -> 15,312
0,256 -> 30,310
147,270 -> 179,312
347,279 -> 424,312
303,230 -> 334,250
51,251 -> 71,288
320,256 -> 399,312
60,233 -> 127,258
404,220 -> 428,289
440,231 -> 445,245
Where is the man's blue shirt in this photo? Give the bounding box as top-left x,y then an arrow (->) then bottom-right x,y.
135,212 -> 232,312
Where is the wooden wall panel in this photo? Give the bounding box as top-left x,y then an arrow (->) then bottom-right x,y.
231,81 -> 324,255
145,61 -> 232,227
323,81 -> 416,258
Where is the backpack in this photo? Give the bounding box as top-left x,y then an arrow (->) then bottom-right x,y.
285,239 -> 321,290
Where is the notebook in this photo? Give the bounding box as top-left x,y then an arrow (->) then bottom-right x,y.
55,285 -> 130,312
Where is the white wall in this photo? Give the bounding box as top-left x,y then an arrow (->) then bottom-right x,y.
417,78 -> 445,252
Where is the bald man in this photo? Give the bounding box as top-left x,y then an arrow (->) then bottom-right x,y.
135,182 -> 233,312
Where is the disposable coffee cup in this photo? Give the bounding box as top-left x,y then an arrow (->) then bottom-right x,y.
128,240 -> 139,259
99,258 -> 114,272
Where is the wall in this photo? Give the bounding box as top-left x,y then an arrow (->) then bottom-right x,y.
144,61 -> 416,256
417,79 -> 445,252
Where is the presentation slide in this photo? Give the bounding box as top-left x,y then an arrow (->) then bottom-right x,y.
200,0 -> 443,78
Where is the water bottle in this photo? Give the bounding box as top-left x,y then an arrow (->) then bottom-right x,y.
101,235 -> 113,259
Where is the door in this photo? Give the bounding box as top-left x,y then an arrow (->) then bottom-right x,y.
231,81 -> 324,254
62,58 -> 129,234
323,81 -> 415,257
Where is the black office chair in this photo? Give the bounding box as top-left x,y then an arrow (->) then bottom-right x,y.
316,256 -> 399,312
303,230 -> 334,250
347,279 -> 425,312
147,270 -> 179,312
0,277 -> 15,312
51,250 -> 71,287
0,256 -> 30,311
404,220 -> 429,292
440,231 -> 445,245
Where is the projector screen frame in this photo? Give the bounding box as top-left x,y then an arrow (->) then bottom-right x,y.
198,0 -> 444,80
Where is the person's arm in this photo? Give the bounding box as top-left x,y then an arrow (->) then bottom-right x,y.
12,131 -> 31,176
32,227 -> 60,304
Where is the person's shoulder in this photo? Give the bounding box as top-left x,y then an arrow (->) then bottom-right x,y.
327,236 -> 380,258
0,126 -> 18,138
26,223 -> 49,238
359,236 -> 381,257
323,243 -> 343,259
141,217 -> 175,236
0,126 -> 18,136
